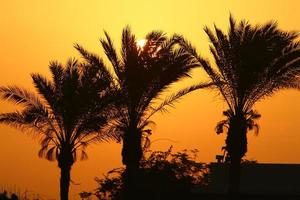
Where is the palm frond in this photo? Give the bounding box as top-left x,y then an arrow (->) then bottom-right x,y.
146,82 -> 215,120
215,119 -> 229,134
0,86 -> 45,109
100,31 -> 122,78
74,44 -> 111,81
80,150 -> 88,160
49,61 -> 64,89
31,73 -> 56,110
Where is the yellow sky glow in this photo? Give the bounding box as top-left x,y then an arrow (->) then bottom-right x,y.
0,0 -> 300,199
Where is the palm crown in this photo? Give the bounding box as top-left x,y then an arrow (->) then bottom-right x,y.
179,16 -> 300,137
182,17 -> 300,114
102,27 -> 212,157
0,59 -> 116,163
101,27 -> 204,138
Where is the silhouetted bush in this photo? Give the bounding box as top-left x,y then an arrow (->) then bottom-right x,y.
0,191 -> 19,200
91,147 -> 209,200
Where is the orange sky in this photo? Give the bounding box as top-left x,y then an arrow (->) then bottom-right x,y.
0,0 -> 300,199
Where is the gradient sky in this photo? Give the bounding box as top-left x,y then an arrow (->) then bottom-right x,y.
1,0 -> 300,199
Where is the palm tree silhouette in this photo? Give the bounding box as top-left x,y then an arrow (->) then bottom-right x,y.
89,26 -> 211,198
0,58 -> 117,200
178,16 -> 300,194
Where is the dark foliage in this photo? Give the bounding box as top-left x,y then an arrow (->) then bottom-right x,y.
0,192 -> 18,200
92,147 -> 209,200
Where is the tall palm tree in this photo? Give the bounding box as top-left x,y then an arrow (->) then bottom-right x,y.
0,58 -> 117,200
79,26 -> 211,198
178,16 -> 300,194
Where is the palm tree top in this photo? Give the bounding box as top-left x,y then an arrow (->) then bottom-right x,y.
0,58 -> 117,162
178,16 -> 300,114
98,26 -> 212,134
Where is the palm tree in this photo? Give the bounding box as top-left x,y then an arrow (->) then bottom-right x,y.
178,16 -> 300,194
80,26 -> 211,198
0,58 -> 117,200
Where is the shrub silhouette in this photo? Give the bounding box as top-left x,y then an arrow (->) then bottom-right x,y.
93,147 -> 208,200
0,192 -> 19,200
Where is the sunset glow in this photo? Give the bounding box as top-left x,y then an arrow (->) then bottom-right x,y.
136,39 -> 147,49
0,0 -> 300,199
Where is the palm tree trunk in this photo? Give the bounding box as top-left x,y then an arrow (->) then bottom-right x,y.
59,164 -> 72,200
228,154 -> 242,195
121,127 -> 142,199
226,114 -> 247,196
